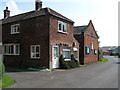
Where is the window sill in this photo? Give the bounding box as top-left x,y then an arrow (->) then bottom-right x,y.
64,59 -> 71,61
11,32 -> 20,34
4,54 -> 20,55
31,57 -> 40,59
58,31 -> 67,34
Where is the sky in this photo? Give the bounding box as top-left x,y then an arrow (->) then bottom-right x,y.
0,0 -> 119,47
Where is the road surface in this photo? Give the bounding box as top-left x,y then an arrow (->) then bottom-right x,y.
6,56 -> 118,88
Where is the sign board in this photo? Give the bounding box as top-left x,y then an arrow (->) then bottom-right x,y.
86,46 -> 90,54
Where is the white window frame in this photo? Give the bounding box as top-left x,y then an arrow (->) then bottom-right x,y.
91,42 -> 94,50
30,45 -> 40,59
4,44 -> 20,55
58,21 -> 67,34
94,49 -> 98,54
11,24 -> 20,34
63,47 -> 71,61
73,48 -> 78,59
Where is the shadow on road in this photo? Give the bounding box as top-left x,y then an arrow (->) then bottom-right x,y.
5,67 -> 29,73
5,67 -> 49,73
116,62 -> 120,64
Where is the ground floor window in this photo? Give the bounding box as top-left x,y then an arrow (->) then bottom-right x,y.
31,45 -> 40,59
73,48 -> 78,59
63,46 -> 71,60
94,49 -> 98,54
4,44 -> 20,55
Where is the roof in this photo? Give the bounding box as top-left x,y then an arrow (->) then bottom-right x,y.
74,25 -> 87,34
1,8 -> 74,24
74,20 -> 99,38
101,48 -> 109,52
112,46 -> 120,52
102,46 -> 118,51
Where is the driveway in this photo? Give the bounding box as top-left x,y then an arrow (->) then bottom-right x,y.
5,56 -> 118,88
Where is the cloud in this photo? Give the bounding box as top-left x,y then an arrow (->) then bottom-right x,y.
6,0 -> 22,16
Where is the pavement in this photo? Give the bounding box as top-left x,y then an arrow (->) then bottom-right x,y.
4,56 -> 118,88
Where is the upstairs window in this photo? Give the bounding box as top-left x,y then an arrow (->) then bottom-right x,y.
58,21 -> 67,33
11,24 -> 20,34
4,44 -> 20,55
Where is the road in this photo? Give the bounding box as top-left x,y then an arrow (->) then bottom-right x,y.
5,56 -> 118,88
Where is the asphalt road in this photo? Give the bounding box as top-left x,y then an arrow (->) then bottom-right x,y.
6,56 -> 118,88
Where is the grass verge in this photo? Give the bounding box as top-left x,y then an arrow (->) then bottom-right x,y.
98,58 -> 108,63
0,74 -> 15,88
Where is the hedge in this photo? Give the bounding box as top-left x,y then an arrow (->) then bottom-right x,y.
0,61 -> 5,79
59,54 -> 79,69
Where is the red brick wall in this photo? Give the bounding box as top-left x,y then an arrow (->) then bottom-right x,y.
74,22 -> 99,64
84,23 -> 98,64
3,16 -> 50,68
49,17 -> 79,68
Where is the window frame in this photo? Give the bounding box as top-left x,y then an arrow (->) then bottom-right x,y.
58,21 -> 67,34
73,48 -> 78,59
4,44 -> 20,55
11,24 -> 20,34
63,46 -> 71,61
94,49 -> 98,55
91,42 -> 94,50
30,45 -> 40,59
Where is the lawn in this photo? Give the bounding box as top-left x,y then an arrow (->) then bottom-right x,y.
0,74 -> 15,88
98,58 -> 108,63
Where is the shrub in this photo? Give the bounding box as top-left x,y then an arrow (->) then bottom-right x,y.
0,61 -> 5,78
59,54 -> 79,69
71,54 -> 79,67
98,48 -> 103,61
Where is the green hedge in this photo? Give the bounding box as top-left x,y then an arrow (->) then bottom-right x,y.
59,54 -> 79,69
98,48 -> 103,60
0,61 -> 5,78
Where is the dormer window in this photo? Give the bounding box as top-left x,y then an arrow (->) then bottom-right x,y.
58,21 -> 67,33
11,24 -> 20,34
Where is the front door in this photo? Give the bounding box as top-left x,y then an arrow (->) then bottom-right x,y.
52,45 -> 59,69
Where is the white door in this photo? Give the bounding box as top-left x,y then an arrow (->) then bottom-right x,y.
52,45 -> 59,69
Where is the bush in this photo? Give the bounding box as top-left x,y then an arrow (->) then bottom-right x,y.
98,48 -> 103,61
0,61 -> 5,78
59,54 -> 79,69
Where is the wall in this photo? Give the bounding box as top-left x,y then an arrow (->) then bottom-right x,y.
2,15 -> 50,68
49,17 -> 79,69
84,23 -> 99,64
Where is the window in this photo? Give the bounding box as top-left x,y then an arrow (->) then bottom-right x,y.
94,49 -> 98,54
63,47 -> 71,60
58,21 -> 67,33
73,48 -> 78,59
11,24 -> 20,34
4,44 -> 20,55
31,45 -> 40,59
91,42 -> 94,50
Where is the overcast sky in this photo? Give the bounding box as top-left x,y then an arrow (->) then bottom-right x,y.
0,0 -> 119,47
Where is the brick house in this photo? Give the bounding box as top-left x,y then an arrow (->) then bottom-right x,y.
74,20 -> 99,64
1,0 -> 79,69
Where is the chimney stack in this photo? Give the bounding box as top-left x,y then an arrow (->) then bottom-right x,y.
35,0 -> 42,10
4,7 -> 10,18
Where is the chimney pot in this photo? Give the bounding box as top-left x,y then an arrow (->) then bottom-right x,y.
4,7 -> 10,18
35,0 -> 42,10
